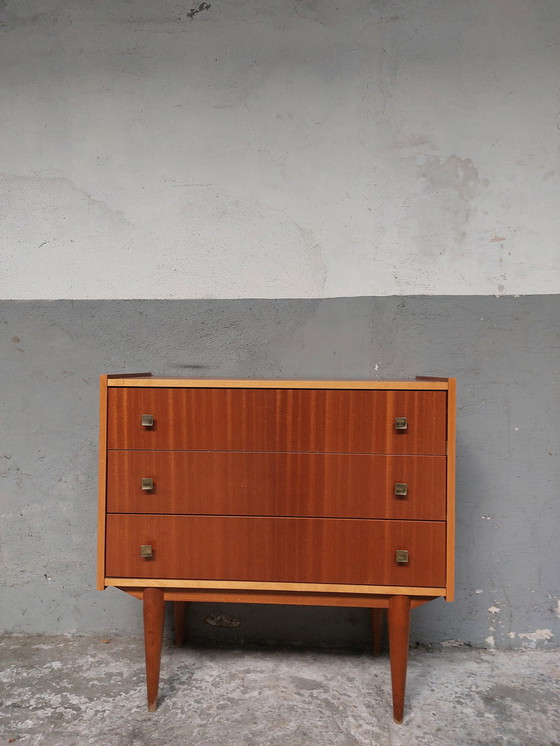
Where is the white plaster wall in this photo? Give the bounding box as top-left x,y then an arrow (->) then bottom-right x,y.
1,0 -> 559,299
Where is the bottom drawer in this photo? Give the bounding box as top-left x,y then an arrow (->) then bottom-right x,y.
105,515 -> 446,587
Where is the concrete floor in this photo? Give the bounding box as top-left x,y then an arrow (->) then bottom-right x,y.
0,636 -> 558,746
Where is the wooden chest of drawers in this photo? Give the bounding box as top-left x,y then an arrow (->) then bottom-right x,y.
97,375 -> 456,722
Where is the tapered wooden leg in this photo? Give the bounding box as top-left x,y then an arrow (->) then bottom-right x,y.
388,595 -> 411,724
174,601 -> 188,647
143,587 -> 165,712
371,608 -> 385,656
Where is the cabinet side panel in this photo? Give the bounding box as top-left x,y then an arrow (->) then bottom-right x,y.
446,378 -> 457,601
96,375 -> 109,590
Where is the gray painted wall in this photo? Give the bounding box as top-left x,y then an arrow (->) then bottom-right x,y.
1,298 -> 558,648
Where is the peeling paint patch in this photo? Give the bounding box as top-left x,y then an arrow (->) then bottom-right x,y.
488,606 -> 500,615
475,590 -> 484,594
556,600 -> 560,618
485,635 -> 495,647
518,629 -> 554,646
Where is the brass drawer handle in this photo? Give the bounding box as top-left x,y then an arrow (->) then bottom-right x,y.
140,544 -> 153,558
394,417 -> 407,431
141,414 -> 154,428
141,478 -> 154,491
395,549 -> 409,564
394,483 -> 408,497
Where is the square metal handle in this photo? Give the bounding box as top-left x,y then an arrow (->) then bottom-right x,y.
141,478 -> 154,491
395,549 -> 409,564
394,417 -> 408,431
141,414 -> 154,427
394,483 -> 408,497
140,544 -> 153,558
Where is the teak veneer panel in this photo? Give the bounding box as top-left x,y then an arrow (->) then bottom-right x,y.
105,514 -> 446,587
107,450 -> 447,520
107,387 -> 447,454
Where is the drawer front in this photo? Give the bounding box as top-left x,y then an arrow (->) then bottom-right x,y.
105,515 -> 446,587
107,388 -> 447,454
107,451 -> 446,520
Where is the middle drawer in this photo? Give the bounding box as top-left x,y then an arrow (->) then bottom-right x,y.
107,450 -> 446,520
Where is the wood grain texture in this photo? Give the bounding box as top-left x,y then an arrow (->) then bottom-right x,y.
105,515 -> 446,587
98,374 -> 152,589
143,587 -> 165,712
123,589 -> 436,608
96,375 -> 109,591
389,595 -> 411,723
174,601 -> 187,647
107,377 -> 449,390
446,378 -> 457,601
105,578 -> 446,595
107,450 -> 447,520
107,388 -> 448,454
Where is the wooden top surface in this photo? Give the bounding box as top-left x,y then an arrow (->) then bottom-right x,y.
105,375 -> 452,390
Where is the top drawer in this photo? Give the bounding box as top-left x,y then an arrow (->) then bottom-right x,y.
107,388 -> 447,455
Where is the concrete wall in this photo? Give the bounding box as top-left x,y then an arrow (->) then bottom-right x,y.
0,0 -> 559,649
1,298 -> 559,649
1,0 -> 559,299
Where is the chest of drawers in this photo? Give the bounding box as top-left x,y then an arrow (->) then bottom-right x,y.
97,374 -> 456,722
